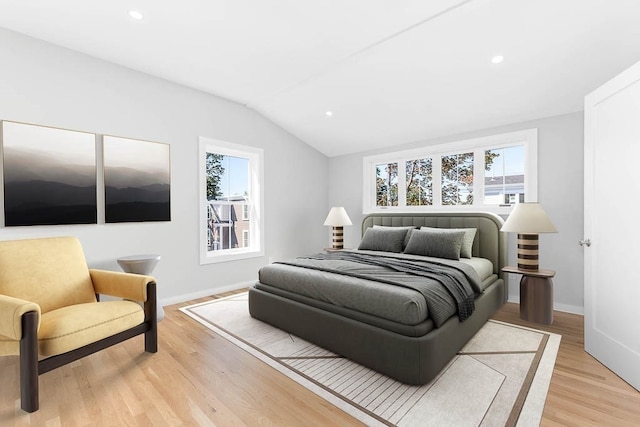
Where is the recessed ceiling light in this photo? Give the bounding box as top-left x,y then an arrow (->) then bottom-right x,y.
129,10 -> 144,20
491,55 -> 504,64
325,111 -> 333,117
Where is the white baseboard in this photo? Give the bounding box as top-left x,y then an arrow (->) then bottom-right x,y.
552,302 -> 584,315
159,281 -> 254,307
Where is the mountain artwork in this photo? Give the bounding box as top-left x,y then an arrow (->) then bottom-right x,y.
103,135 -> 171,223
1,121 -> 97,226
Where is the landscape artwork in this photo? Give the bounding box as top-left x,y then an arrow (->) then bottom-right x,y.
1,121 -> 97,226
103,135 -> 171,223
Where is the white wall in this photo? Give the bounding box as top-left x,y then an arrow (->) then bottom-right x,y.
0,28 -> 329,306
329,112 -> 584,314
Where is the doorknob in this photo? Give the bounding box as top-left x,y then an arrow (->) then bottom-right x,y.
579,239 -> 591,247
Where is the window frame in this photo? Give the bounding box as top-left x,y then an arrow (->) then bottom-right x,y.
362,129 -> 537,214
199,137 -> 264,264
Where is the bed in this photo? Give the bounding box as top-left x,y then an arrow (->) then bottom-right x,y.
248,212 -> 508,385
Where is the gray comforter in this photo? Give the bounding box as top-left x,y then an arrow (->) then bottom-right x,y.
269,251 -> 480,328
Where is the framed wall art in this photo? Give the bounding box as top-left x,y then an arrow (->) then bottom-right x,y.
103,135 -> 171,223
1,120 -> 97,226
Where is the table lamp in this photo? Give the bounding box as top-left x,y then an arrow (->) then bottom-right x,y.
501,202 -> 557,271
323,207 -> 352,250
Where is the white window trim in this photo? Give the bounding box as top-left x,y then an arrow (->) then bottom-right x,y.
199,137 -> 264,264
362,129 -> 538,214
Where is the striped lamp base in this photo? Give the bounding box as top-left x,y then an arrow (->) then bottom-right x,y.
331,226 -> 344,250
517,233 -> 540,271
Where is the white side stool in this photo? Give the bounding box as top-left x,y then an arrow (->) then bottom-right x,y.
117,254 -> 164,321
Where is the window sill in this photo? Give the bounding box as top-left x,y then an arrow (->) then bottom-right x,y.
200,249 -> 265,265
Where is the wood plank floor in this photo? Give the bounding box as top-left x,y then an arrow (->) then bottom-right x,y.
493,303 -> 640,426
1,297 -> 639,426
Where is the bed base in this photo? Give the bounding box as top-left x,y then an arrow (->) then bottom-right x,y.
248,278 -> 504,385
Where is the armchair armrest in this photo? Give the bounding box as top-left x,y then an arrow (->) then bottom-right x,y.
0,294 -> 41,340
89,269 -> 155,302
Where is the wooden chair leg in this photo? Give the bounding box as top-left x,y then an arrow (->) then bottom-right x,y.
20,311 -> 39,413
144,282 -> 158,353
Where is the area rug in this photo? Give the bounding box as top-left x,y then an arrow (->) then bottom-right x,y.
180,293 -> 560,427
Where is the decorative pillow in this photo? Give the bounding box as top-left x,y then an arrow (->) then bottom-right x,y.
358,227 -> 410,253
404,229 -> 466,260
420,226 -> 477,258
373,225 -> 417,250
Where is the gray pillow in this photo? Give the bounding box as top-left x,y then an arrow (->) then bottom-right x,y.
358,227 -> 410,253
420,226 -> 477,258
373,225 -> 417,250
404,229 -> 466,260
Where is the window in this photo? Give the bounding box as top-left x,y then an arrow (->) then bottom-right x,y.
406,158 -> 433,206
362,129 -> 537,214
376,163 -> 398,206
199,137 -> 264,264
441,152 -> 473,205
484,145 -> 526,205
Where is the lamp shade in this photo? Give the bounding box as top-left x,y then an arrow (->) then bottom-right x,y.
323,207 -> 352,226
501,202 -> 557,233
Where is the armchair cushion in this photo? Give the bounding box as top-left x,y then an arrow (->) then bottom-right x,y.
0,237 -> 97,313
89,269 -> 154,302
39,301 -> 144,357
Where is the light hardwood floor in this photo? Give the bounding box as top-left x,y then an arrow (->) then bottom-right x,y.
1,297 -> 639,426
493,304 -> 640,427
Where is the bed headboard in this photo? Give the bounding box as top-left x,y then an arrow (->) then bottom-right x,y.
362,212 -> 507,278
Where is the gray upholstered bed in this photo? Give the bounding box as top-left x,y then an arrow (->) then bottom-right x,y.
248,212 -> 507,385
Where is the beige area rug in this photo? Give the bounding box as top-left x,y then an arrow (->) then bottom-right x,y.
180,293 -> 560,427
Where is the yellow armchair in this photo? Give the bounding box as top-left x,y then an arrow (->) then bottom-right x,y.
0,236 -> 158,413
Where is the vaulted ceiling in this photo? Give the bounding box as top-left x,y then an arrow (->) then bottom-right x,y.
0,0 -> 639,156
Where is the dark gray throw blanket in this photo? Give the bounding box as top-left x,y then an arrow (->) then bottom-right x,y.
276,251 -> 479,327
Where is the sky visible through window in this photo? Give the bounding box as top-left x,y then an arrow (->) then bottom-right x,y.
486,145 -> 525,177
218,155 -> 249,197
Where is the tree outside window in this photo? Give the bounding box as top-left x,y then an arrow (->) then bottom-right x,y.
206,153 -> 225,200
441,152 -> 474,205
376,163 -> 398,206
406,158 -> 432,206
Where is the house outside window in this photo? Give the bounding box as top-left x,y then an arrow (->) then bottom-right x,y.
483,145 -> 526,205
199,137 -> 264,264
363,129 -> 537,214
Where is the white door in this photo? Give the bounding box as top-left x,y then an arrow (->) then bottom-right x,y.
584,60 -> 640,391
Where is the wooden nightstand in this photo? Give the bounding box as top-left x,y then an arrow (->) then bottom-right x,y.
502,266 -> 555,325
